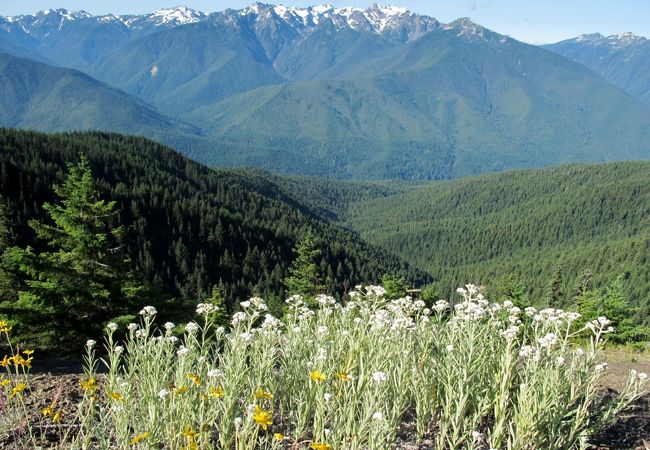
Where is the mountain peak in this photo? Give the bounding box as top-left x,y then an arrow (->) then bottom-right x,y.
148,6 -> 204,26
572,31 -> 646,48
236,3 -> 433,37
444,17 -> 488,39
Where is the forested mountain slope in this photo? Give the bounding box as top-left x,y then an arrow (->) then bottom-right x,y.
269,163 -> 650,315
0,53 -> 202,142
545,33 -> 650,106
0,129 -> 429,311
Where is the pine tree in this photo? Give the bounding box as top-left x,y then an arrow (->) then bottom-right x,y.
571,270 -> 593,304
0,201 -> 16,302
381,273 -> 409,299
5,156 -> 138,345
546,267 -> 564,308
283,229 -> 322,301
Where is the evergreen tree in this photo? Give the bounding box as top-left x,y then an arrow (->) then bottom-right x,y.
571,270 -> 593,304
490,274 -> 530,309
0,201 -> 16,302
283,229 -> 323,301
4,156 -> 138,345
575,277 -> 647,343
546,267 -> 565,308
419,282 -> 443,307
381,273 -> 409,299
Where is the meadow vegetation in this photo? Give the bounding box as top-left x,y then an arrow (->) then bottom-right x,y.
1,285 -> 646,449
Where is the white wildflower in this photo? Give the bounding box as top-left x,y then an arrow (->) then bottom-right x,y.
196,303 -> 218,315
372,412 -> 384,421
107,322 -> 118,332
231,312 -> 247,326
207,368 -> 222,378
185,321 -> 199,334
139,306 -> 157,317
372,371 -> 388,383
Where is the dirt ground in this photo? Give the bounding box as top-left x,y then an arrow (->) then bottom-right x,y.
2,350 -> 650,449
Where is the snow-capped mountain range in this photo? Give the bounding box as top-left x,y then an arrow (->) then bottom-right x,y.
574,32 -> 647,48
1,3 -> 457,41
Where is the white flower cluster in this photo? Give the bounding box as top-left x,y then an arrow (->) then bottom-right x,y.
139,305 -> 157,317
365,285 -> 387,297
241,297 -> 268,311
372,371 -> 388,383
316,294 -> 336,307
185,321 -> 199,334
196,303 -> 219,315
260,314 -> 282,331
537,332 -> 558,349
231,312 -> 247,326
631,370 -> 648,382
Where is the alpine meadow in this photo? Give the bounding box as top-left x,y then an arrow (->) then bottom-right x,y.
1,2 -> 650,450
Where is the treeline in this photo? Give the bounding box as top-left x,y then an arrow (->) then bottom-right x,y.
269,163 -> 650,322
0,129 -> 430,344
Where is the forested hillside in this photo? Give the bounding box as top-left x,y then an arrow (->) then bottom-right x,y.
269,163 -> 650,317
0,130 -> 429,316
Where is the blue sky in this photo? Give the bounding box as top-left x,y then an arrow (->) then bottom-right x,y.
2,0 -> 647,44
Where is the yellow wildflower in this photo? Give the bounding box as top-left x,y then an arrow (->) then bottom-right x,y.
253,387 -> 273,400
22,349 -> 34,356
310,443 -> 332,450
10,382 -> 27,398
310,371 -> 327,382
108,391 -> 124,402
174,385 -> 189,395
80,377 -> 97,392
274,432 -> 284,441
0,320 -> 11,333
42,402 -> 56,417
187,373 -> 202,386
11,354 -> 25,367
52,411 -> 63,423
130,432 -> 150,445
253,405 -> 273,431
182,425 -> 200,439
337,372 -> 353,381
0,355 -> 11,368
208,386 -> 224,398
0,377 -> 9,386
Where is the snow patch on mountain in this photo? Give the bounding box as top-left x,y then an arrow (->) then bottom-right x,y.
574,32 -> 647,48
137,6 -> 205,27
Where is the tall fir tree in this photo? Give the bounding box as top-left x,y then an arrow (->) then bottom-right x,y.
546,267 -> 565,308
283,229 -> 323,302
4,156 -> 139,345
0,201 -> 16,302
